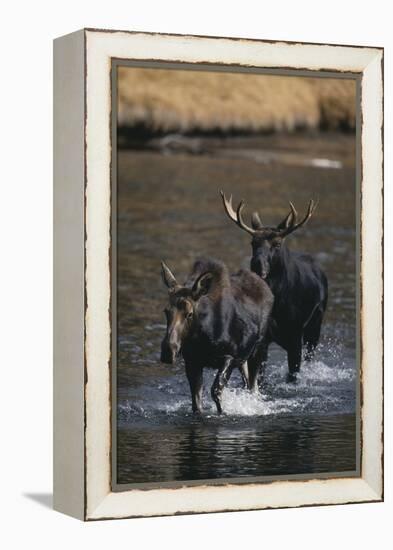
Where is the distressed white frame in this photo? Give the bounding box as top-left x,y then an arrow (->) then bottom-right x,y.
54,29 -> 383,521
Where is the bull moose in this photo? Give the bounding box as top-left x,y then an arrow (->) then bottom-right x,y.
221,192 -> 328,382
160,258 -> 273,414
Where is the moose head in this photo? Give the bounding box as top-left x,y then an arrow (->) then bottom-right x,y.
160,261 -> 213,364
220,191 -> 317,280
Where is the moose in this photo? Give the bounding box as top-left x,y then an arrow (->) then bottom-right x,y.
160,257 -> 273,414
221,192 -> 328,382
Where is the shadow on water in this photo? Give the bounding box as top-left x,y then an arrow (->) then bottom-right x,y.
116,133 -> 357,485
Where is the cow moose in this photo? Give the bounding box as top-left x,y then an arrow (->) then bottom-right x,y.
220,192 -> 328,382
160,258 -> 273,414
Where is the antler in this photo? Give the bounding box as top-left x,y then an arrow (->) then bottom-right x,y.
280,200 -> 317,236
220,191 -> 256,235
276,202 -> 297,230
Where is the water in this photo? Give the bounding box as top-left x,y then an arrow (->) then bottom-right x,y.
116,133 -> 357,485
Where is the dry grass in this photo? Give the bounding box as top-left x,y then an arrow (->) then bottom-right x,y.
309,78 -> 357,130
118,67 -> 356,134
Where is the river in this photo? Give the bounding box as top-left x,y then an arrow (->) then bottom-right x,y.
116,132 -> 358,485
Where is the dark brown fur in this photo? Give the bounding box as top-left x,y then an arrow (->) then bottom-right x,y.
161,258 -> 273,414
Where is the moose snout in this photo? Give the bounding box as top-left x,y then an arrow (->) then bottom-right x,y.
160,338 -> 180,364
251,257 -> 269,280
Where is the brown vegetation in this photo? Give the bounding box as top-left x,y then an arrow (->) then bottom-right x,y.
118,67 -> 356,134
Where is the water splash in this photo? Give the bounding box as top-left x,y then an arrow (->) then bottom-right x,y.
118,351 -> 356,424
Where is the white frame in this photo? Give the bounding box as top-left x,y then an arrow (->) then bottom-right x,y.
53,28 -> 383,521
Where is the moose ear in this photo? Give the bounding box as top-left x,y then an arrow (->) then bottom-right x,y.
161,261 -> 178,290
192,271 -> 214,300
251,211 -> 263,230
276,209 -> 295,230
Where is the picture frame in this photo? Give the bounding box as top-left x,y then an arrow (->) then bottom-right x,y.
53,28 -> 383,521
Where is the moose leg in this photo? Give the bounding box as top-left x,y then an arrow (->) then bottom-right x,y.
258,343 -> 269,389
303,307 -> 324,361
287,336 -> 302,383
185,363 -> 203,414
248,363 -> 259,393
211,356 -> 233,415
239,361 -> 249,389
248,343 -> 268,392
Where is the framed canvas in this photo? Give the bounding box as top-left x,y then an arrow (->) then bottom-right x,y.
53,28 -> 383,521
